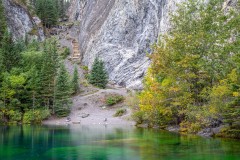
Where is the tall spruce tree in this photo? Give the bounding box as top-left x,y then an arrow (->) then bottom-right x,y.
55,63 -> 72,117
59,0 -> 65,19
89,58 -> 108,89
27,66 -> 41,109
35,0 -> 58,29
0,0 -> 7,43
39,39 -> 59,108
71,65 -> 80,94
0,32 -> 25,72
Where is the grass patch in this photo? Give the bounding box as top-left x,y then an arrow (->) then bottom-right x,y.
106,95 -> 124,106
81,65 -> 89,72
114,108 -> 126,117
80,79 -> 90,87
126,91 -> 140,109
28,27 -> 38,36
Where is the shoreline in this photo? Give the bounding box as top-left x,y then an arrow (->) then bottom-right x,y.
43,88 -> 135,126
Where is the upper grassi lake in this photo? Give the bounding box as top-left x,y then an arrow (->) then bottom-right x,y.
0,125 -> 240,160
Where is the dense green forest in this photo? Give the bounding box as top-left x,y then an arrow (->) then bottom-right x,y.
33,0 -> 70,28
0,35 -> 74,123
0,0 -> 75,124
0,0 -> 108,124
0,0 -> 7,42
16,0 -> 70,28
135,0 -> 240,138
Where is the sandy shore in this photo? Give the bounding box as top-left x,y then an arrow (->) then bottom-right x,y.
43,88 -> 135,126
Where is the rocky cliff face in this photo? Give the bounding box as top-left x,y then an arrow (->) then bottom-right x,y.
3,0 -> 44,41
68,0 -> 185,89
68,0 -> 81,21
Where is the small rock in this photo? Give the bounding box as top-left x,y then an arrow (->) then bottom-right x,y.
137,123 -> 148,128
72,121 -> 81,124
81,113 -> 90,118
66,117 -> 71,122
197,128 -> 213,137
166,126 -> 180,133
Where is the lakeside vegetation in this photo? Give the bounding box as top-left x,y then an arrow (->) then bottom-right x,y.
0,33 -> 75,123
0,0 -> 110,124
0,0 -> 85,124
133,0 -> 240,138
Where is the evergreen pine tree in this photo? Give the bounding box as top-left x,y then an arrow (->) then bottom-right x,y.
0,0 -> 7,43
27,66 -> 41,109
0,32 -> 24,72
39,39 -> 59,108
71,65 -> 80,94
35,0 -> 58,29
55,63 -> 72,117
89,58 -> 108,89
59,0 -> 65,19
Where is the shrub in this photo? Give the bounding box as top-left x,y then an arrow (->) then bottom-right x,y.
126,92 -> 139,109
61,47 -> 70,59
29,27 -> 38,36
217,126 -> 240,139
106,95 -> 124,106
80,79 -> 90,87
55,103 -> 71,118
132,110 -> 145,125
23,109 -> 50,124
0,112 -> 3,123
114,108 -> 126,117
7,110 -> 22,123
180,121 -> 202,134
81,65 -> 88,72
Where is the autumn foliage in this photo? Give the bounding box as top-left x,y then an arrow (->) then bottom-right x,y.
137,0 -> 240,138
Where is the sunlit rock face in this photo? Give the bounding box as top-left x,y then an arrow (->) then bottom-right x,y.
3,0 -> 44,41
68,0 -> 187,89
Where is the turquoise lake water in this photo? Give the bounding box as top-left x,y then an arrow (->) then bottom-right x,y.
0,125 -> 240,160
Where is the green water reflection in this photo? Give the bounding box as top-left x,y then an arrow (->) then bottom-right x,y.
0,125 -> 239,160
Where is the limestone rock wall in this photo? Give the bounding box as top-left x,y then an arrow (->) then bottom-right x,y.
3,0 -> 44,41
69,0 -> 186,89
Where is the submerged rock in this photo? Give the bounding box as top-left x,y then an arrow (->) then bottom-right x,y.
197,125 -> 228,137
166,126 -> 180,133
